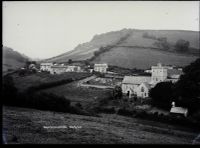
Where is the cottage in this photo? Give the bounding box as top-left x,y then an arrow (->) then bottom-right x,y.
94,64 -> 108,73
170,102 -> 188,117
66,65 -> 81,72
122,76 -> 151,98
40,63 -> 53,72
50,65 -> 68,74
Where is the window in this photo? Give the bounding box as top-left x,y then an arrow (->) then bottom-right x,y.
141,87 -> 144,92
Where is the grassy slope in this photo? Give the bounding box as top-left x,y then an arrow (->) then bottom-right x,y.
3,106 -> 199,144
44,29 -> 199,68
92,47 -> 198,69
12,72 -> 91,92
3,46 -> 29,72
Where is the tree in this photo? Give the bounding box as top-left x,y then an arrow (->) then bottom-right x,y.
175,39 -> 190,52
113,85 -> 122,100
149,82 -> 174,110
2,75 -> 18,105
68,59 -> 72,64
174,58 -> 200,113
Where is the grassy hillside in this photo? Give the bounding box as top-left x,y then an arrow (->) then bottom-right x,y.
3,106 -> 199,144
44,29 -> 199,69
92,46 -> 198,69
3,46 -> 29,72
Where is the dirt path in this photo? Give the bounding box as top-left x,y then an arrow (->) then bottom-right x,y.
3,106 -> 199,144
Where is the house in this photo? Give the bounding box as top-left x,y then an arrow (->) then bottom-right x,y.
170,102 -> 188,117
66,65 -> 81,72
50,65 -> 68,74
94,63 -> 108,73
136,82 -> 151,98
121,76 -> 151,98
40,63 -> 53,72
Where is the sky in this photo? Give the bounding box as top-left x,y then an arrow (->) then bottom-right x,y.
3,1 -> 199,59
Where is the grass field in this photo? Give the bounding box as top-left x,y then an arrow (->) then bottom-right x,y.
11,72 -> 91,92
3,106 -> 199,144
40,81 -> 112,107
93,47 -> 198,69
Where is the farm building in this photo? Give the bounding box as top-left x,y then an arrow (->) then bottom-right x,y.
94,64 -> 108,73
50,64 -> 82,74
50,65 -> 68,74
66,65 -> 81,72
170,102 -> 188,117
40,63 -> 53,72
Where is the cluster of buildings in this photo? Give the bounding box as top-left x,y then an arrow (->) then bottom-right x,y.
121,63 -> 183,99
40,63 -> 83,74
40,62 -> 109,75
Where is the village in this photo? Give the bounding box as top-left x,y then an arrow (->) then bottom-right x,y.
35,61 -> 186,117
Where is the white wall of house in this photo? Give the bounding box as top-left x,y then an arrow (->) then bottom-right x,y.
40,63 -> 53,72
94,64 -> 108,73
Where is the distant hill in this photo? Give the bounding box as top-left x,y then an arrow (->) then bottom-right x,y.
44,29 -> 200,69
3,46 -> 30,72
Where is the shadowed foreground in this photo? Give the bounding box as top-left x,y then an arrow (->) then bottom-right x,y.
3,106 -> 199,144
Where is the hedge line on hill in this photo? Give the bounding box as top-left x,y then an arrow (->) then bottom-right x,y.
27,78 -> 73,92
2,75 -> 94,116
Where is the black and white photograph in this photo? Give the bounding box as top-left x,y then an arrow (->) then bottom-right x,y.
2,1 -> 200,144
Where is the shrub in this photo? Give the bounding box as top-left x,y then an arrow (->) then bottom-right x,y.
117,108 -> 133,117
99,107 -> 116,114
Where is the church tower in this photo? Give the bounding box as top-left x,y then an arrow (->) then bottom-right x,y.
151,63 -> 168,84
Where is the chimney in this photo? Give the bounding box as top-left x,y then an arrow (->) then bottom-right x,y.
172,101 -> 175,107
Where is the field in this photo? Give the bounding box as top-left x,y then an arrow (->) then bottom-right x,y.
40,80 -> 111,107
11,72 -> 91,92
3,106 -> 199,144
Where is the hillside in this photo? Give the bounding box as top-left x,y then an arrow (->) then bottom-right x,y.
3,46 -> 30,72
44,29 -> 199,69
3,106 -> 199,144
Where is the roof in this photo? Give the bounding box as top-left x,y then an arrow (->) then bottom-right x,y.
94,64 -> 108,67
168,69 -> 183,76
122,76 -> 151,85
170,107 -> 188,114
140,82 -> 151,89
41,63 -> 53,65
51,65 -> 68,68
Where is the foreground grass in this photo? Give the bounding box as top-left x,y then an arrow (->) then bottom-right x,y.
3,106 -> 199,144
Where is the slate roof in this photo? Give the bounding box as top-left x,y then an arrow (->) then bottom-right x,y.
170,107 -> 188,114
168,69 -> 183,76
122,76 -> 151,85
141,82 -> 151,89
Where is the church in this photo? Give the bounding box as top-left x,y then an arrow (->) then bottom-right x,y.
121,63 -> 182,99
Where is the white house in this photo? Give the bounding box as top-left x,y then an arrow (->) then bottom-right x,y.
170,102 -> 188,117
50,65 -> 68,74
40,63 -> 53,72
66,65 -> 81,72
94,64 -> 108,73
136,82 -> 151,98
121,76 -> 151,98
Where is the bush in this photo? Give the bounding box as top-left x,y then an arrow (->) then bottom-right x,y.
27,78 -> 73,92
117,108 -> 133,117
99,107 -> 115,114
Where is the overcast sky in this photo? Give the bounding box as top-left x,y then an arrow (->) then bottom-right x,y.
3,1 -> 199,59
